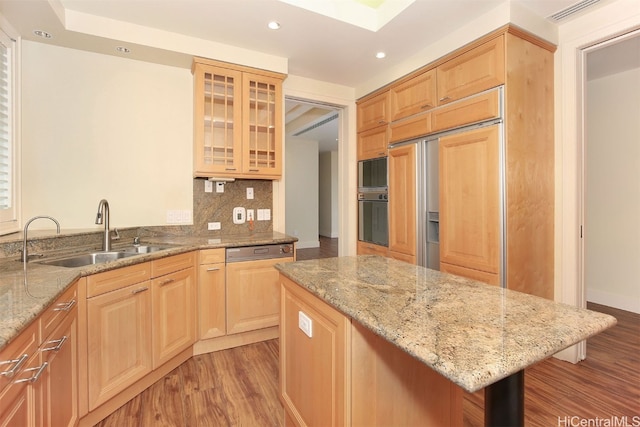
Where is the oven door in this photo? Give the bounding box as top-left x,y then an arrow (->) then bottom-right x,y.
358,196 -> 389,247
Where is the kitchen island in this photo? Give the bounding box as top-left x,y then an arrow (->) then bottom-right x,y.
275,255 -> 617,426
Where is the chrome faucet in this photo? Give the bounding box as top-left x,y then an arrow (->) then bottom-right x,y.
95,199 -> 113,252
22,216 -> 61,265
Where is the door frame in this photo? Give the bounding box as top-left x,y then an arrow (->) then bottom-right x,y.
556,5 -> 640,362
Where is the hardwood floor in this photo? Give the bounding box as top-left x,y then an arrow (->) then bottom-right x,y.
295,236 -> 338,260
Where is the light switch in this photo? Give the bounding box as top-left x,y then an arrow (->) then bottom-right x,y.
247,187 -> 254,199
298,311 -> 313,338
204,181 -> 213,193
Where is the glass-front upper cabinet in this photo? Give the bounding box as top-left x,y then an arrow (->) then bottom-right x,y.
192,58 -> 285,179
243,73 -> 282,177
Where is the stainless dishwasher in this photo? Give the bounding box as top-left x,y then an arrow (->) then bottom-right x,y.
225,243 -> 294,335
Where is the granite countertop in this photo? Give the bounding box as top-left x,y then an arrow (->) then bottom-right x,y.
275,255 -> 617,393
0,231 -> 296,351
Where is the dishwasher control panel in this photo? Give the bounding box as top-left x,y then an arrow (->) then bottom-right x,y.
226,243 -> 294,263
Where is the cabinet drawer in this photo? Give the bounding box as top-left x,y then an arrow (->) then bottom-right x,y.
431,89 -> 500,132
40,282 -> 77,344
152,252 -> 196,278
87,263 -> 151,298
199,248 -> 225,265
0,321 -> 38,395
389,112 -> 431,143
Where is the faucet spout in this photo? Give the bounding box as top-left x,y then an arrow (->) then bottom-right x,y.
22,216 -> 61,265
95,199 -> 111,251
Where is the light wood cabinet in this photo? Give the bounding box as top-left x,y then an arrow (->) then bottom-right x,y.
431,89 -> 500,133
151,253 -> 197,368
86,280 -> 152,410
198,249 -> 226,340
439,125 -> 501,280
356,91 -> 389,132
357,125 -> 388,160
280,275 -> 463,426
226,257 -> 293,335
389,112 -> 431,143
436,35 -> 505,105
280,275 -> 350,426
192,57 -> 285,179
0,283 -> 78,427
388,143 -> 417,264
356,241 -> 388,257
389,68 -> 437,121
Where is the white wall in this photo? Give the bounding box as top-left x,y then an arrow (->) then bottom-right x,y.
21,41 -> 193,230
585,67 -> 640,313
319,151 -> 339,238
284,137 -> 319,248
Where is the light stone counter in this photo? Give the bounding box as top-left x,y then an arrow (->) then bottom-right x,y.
0,231 -> 296,351
275,255 -> 617,393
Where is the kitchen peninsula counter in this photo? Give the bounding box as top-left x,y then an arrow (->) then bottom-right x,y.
275,255 -> 617,425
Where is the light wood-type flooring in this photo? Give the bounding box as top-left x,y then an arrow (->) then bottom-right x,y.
96,237 -> 639,426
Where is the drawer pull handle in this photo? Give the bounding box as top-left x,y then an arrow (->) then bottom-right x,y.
42,336 -> 68,352
206,267 -> 220,272
439,96 -> 451,102
0,354 -> 29,378
131,287 -> 149,295
249,168 -> 260,172
225,168 -> 237,171
53,300 -> 76,312
421,104 -> 432,109
15,362 -> 48,384
159,278 -> 175,286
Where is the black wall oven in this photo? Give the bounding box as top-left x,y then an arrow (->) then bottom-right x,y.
358,157 -> 388,247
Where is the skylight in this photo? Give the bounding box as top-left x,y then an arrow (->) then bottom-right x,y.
277,0 -> 415,31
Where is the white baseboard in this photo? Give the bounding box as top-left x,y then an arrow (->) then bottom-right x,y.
587,288 -> 640,314
296,240 -> 320,249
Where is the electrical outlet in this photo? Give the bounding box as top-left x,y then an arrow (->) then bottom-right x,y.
298,311 -> 313,338
247,187 -> 254,199
204,180 -> 213,193
233,207 -> 246,224
216,182 -> 225,193
247,209 -> 254,221
208,222 -> 221,230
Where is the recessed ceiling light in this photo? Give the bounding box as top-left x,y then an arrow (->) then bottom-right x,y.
376,52 -> 386,59
33,30 -> 52,39
268,21 -> 281,30
116,46 -> 131,54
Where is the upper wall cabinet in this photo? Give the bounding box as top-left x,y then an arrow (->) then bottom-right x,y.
192,58 -> 286,180
357,91 -> 389,132
389,69 -> 437,122
436,36 -> 505,105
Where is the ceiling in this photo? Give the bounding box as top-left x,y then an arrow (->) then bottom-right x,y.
0,0 -> 635,152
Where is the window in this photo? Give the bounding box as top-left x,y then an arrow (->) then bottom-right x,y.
0,27 -> 18,235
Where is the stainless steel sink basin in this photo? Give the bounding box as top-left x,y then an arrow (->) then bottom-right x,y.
119,245 -> 173,254
39,251 -> 136,268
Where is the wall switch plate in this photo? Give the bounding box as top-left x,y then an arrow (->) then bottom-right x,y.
298,311 -> 313,338
208,222 -> 221,230
204,180 -> 213,193
233,207 -> 246,224
216,182 -> 225,193
247,209 -> 254,221
246,187 -> 254,199
263,208 -> 271,221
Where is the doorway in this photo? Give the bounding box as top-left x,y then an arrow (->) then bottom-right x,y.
582,31 -> 640,315
283,97 -> 341,252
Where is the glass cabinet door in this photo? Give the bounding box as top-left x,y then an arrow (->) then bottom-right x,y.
194,63 -> 242,175
242,73 -> 282,177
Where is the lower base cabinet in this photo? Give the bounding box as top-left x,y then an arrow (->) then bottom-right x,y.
280,274 -> 462,427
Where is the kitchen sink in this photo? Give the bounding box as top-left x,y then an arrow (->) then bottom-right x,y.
39,251 -> 137,268
118,245 -> 173,254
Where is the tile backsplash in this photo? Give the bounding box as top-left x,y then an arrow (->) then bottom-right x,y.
192,178 -> 273,235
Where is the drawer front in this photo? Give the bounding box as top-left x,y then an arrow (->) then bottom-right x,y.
87,262 -> 151,298
152,252 -> 196,278
389,112 -> 432,143
199,248 -> 225,265
0,321 -> 38,394
431,89 -> 500,133
40,282 -> 77,343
